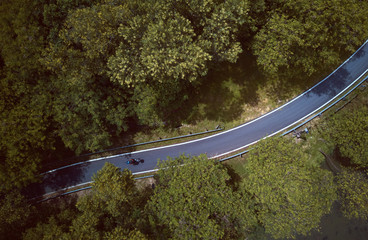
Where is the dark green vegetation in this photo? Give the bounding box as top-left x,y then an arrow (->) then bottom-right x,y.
1,0 -> 368,239
324,107 -> 368,167
241,138 -> 336,239
148,155 -> 256,239
316,96 -> 368,222
336,169 -> 368,221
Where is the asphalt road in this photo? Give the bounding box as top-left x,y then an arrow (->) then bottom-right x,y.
26,40 -> 368,198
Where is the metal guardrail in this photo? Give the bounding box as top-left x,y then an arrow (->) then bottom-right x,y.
218,150 -> 250,162
41,126 -> 224,175
35,174 -> 156,203
334,94 -> 358,113
77,126 -> 224,158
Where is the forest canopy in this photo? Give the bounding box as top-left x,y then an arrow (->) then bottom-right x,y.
0,0 -> 367,197
1,1 -> 368,239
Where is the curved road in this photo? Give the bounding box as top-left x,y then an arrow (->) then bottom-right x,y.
26,40 -> 368,198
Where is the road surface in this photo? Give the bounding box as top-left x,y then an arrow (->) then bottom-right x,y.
25,40 -> 368,198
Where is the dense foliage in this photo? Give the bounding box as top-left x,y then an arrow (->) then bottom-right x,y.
147,155 -> 257,239
21,152 -> 336,240
241,137 -> 336,239
336,169 -> 368,220
324,106 -> 368,167
252,0 -> 368,81
0,190 -> 33,239
1,0 -> 367,191
1,0 -> 368,238
23,162 -> 149,239
22,156 -> 255,239
319,103 -> 368,220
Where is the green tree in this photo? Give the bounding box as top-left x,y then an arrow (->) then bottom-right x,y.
107,0 -> 252,125
108,0 -> 251,86
336,168 -> 368,220
252,14 -> 305,76
42,2 -> 135,154
0,191 -> 33,239
252,0 -> 368,81
104,227 -> 147,240
108,11 -> 211,86
147,154 -> 257,239
0,97 -> 52,190
23,208 -> 77,240
0,0 -> 55,189
23,217 -> 67,240
324,106 -> 368,167
41,0 -> 100,43
241,137 -> 336,239
67,162 -> 147,239
197,0 -> 250,63
47,75 -> 131,154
